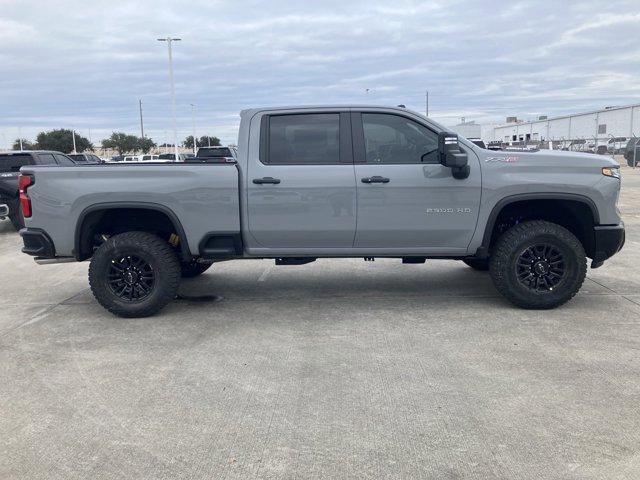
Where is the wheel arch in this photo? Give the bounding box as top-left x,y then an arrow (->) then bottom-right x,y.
478,193 -> 599,259
74,202 -> 191,261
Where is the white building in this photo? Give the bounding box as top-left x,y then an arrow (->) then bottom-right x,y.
449,119 -> 481,139
487,103 -> 640,148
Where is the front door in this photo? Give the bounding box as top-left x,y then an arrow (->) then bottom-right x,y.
247,112 -> 357,248
352,112 -> 481,252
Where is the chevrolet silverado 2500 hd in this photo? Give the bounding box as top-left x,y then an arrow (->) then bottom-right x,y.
19,106 -> 624,317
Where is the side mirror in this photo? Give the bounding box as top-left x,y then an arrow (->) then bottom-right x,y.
438,132 -> 470,179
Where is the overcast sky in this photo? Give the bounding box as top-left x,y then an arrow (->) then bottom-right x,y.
1,0 -> 639,146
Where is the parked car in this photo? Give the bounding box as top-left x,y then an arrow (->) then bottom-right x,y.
624,138 -> 640,166
68,153 -> 103,164
158,153 -> 187,162
192,146 -> 238,163
0,150 -> 74,230
139,154 -> 160,162
123,155 -> 138,162
607,137 -> 628,154
109,155 -> 125,162
19,105 -> 623,317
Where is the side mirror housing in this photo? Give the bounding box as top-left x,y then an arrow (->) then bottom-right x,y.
438,132 -> 470,179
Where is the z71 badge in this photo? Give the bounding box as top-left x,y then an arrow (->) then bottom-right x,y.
485,155 -> 518,163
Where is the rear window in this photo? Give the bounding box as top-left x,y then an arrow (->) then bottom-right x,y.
198,147 -> 232,158
0,154 -> 34,172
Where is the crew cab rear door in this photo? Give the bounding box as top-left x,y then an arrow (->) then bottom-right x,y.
246,111 -> 356,248
352,111 -> 481,252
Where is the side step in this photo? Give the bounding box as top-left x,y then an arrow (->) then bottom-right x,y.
275,257 -> 317,266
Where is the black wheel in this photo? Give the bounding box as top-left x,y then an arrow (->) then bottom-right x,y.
489,220 -> 586,309
9,214 -> 24,231
180,260 -> 213,278
88,231 -> 180,317
463,258 -> 489,271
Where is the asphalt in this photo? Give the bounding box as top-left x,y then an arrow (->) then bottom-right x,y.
1,164 -> 639,479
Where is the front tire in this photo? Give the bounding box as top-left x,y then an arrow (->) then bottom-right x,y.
89,231 -> 180,317
489,220 -> 586,309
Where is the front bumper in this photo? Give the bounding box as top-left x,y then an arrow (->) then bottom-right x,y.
0,204 -> 8,218
591,223 -> 625,268
20,228 -> 56,258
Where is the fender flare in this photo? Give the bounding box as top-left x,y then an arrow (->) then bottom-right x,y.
74,202 -> 191,260
477,193 -> 600,256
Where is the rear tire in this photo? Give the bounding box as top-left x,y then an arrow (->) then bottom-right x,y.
180,260 -> 213,278
88,231 -> 180,317
489,220 -> 586,309
463,258 -> 489,271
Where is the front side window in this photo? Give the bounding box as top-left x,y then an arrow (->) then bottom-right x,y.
362,113 -> 439,164
268,113 -> 340,164
54,154 -> 74,165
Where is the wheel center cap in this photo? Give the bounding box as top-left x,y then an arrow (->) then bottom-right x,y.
123,270 -> 138,285
533,261 -> 549,275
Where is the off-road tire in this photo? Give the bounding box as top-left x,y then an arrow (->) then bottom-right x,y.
9,214 -> 24,231
180,260 -> 213,278
89,231 -> 180,317
463,258 -> 490,271
489,220 -> 587,309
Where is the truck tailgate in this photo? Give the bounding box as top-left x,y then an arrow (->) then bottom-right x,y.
20,163 -> 240,257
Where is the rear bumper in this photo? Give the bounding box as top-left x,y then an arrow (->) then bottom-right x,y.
591,223 -> 625,268
20,228 -> 56,258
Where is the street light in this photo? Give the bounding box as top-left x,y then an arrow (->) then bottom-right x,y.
190,103 -> 196,155
157,37 -> 181,161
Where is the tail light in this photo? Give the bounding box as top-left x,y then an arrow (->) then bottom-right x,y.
19,174 -> 34,218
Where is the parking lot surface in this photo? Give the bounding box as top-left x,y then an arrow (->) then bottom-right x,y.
1,166 -> 639,479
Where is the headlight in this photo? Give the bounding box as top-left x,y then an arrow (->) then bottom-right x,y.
602,166 -> 620,179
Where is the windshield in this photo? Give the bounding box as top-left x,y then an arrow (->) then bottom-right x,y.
198,147 -> 232,157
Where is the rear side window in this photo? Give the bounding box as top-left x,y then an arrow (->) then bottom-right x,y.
37,153 -> 57,165
267,114 -> 340,165
0,154 -> 34,172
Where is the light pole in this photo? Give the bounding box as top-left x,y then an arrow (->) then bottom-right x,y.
190,103 -> 196,155
72,129 -> 77,153
157,37 -> 181,161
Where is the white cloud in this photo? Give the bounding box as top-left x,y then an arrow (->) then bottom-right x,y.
0,0 -> 638,146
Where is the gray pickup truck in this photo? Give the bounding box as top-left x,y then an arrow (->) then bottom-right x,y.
19,106 -> 624,317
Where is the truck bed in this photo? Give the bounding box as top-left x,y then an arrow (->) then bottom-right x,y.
20,163 -> 240,257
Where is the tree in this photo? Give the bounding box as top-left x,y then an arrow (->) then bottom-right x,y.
137,137 -> 156,154
12,138 -> 36,150
102,132 -> 139,155
183,135 -> 221,149
35,129 -> 92,153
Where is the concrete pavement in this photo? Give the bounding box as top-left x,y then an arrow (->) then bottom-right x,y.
1,166 -> 639,479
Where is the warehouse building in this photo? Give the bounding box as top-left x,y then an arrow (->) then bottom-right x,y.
487,103 -> 640,151
449,119 -> 481,139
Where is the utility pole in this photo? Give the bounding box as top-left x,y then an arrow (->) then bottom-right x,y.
139,99 -> 145,138
190,103 -> 196,155
425,90 -> 429,117
157,37 -> 181,161
72,129 -> 77,153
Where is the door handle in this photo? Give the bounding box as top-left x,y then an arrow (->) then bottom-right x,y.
361,176 -> 390,184
253,177 -> 281,185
